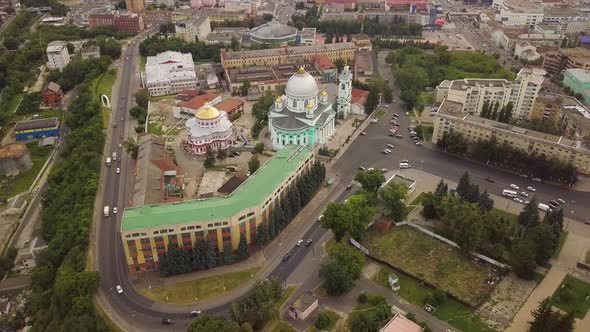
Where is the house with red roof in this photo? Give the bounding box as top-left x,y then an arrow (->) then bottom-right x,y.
42,82 -> 63,107
176,92 -> 221,112
313,54 -> 338,83
351,88 -> 369,115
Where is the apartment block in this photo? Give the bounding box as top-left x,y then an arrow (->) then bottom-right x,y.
432,107 -> 590,174
46,41 -> 70,70
125,0 -> 145,12
492,0 -> 543,28
174,16 -> 211,42
141,51 -> 198,96
543,48 -> 590,75
120,145 -> 314,274
434,68 -> 545,119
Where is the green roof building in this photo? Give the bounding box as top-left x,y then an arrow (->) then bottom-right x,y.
563,68 -> 590,104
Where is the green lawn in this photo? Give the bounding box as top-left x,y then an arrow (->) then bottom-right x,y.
374,109 -> 387,119
140,56 -> 147,71
7,93 -> 24,114
419,91 -> 435,105
364,226 -> 492,306
490,208 -> 518,224
551,275 -> 590,318
0,143 -> 53,200
314,310 -> 341,331
408,192 -> 426,207
374,267 -> 493,332
552,231 -> 568,259
138,266 -> 260,304
91,69 -> 118,128
147,122 -> 164,136
421,125 -> 434,142
36,108 -> 63,121
271,321 -> 297,332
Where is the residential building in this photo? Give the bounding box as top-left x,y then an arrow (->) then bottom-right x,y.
14,118 -> 60,141
120,145 -> 314,274
543,6 -> 590,35
141,51 -> 198,96
298,28 -> 317,46
220,42 -> 358,69
175,16 -> 211,43
313,54 -> 338,83
114,14 -> 144,34
200,8 -> 246,22
42,82 -> 63,107
492,0 -> 544,28
46,41 -> 70,70
183,102 -> 236,155
132,135 -> 185,207
126,0 -> 145,12
432,106 -> 590,174
434,68 -> 545,119
354,49 -> 374,84
514,42 -> 541,62
88,14 -> 115,28
288,292 -> 319,320
81,45 -> 101,59
563,68 -> 590,103
380,313 -> 423,332
543,48 -> 590,75
325,0 -> 356,11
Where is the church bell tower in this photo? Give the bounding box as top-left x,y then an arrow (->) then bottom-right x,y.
337,65 -> 353,118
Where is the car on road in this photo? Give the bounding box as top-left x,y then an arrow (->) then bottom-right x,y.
557,198 -> 566,204
318,215 -> 324,222
360,132 -> 367,136
415,141 -> 423,146
161,318 -> 173,325
524,200 -> 530,205
531,177 -> 542,182
126,56 -> 129,60
519,174 -> 528,178
113,207 -> 118,214
367,167 -> 375,171
381,168 -> 387,173
392,113 -> 399,118
526,186 -> 536,192
282,253 -> 291,261
118,143 -> 122,148
520,192 -> 528,197
190,310 -> 202,318
401,159 -> 409,163
116,167 -> 120,174
509,184 -> 519,190
359,166 -> 366,171
485,177 -> 495,183
305,239 -> 313,246
388,132 -> 396,137
395,134 -> 403,138
513,197 -> 524,204
585,220 -> 590,225
386,144 -> 394,149
296,239 -> 304,246
370,119 -> 378,123
405,112 -> 409,116
346,183 -> 353,190
116,285 -> 123,294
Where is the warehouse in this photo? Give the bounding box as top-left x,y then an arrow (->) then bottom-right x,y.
14,117 -> 60,141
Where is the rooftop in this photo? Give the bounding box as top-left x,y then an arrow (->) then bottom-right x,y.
177,92 -> 220,111
0,143 -> 28,159
290,291 -> 318,312
14,117 -> 59,131
222,42 -> 356,61
250,21 -> 297,39
144,51 -> 196,85
380,313 -> 423,332
46,40 -> 65,53
121,145 -> 313,232
565,68 -> 590,82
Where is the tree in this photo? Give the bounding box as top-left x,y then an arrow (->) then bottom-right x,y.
116,0 -> 126,9
204,147 -> 216,169
434,179 -> 448,197
477,188 -> 494,212
382,85 -> 393,104
379,182 -> 409,222
254,142 -> 265,154
237,232 -> 249,261
188,314 -> 240,332
321,195 -> 374,242
134,89 -> 149,108
205,239 -> 218,269
529,224 -> 555,266
319,243 -> 365,295
239,79 -> 251,97
123,137 -> 139,159
334,58 -> 345,72
315,312 -> 332,330
222,244 -> 234,265
217,149 -> 227,162
255,225 -> 268,245
16,92 -> 42,114
456,171 -> 472,199
3,37 -> 19,50
529,298 -> 554,332
321,202 -> 348,242
248,155 -> 260,174
295,1 -> 306,9
518,197 -> 540,229
511,239 -> 537,279
421,193 -> 439,219
354,170 -> 385,193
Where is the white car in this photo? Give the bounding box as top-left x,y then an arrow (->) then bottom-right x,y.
557,198 -> 566,204
367,168 -> 375,172
380,168 -> 387,173
116,167 -> 120,174
118,143 -> 122,148
317,215 -> 324,222
116,285 -> 123,294
513,197 -> 524,204
371,119 -> 378,123
359,166 -> 366,171
386,144 -> 395,149
526,186 -> 536,192
509,184 -> 519,190
113,207 -> 118,214
415,142 -> 423,146
296,239 -> 304,246
520,192 -> 528,197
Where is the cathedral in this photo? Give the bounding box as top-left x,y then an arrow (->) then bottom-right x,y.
268,66 -> 354,150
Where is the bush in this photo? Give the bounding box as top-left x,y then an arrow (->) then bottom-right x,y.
358,292 -> 368,303
315,312 -> 331,330
427,288 -> 447,306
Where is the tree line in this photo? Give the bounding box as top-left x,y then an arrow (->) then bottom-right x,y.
250,93 -> 274,138
437,132 -> 578,185
159,233 -> 250,277
139,36 -> 222,63
317,19 -> 422,38
479,100 -> 514,124
372,38 -> 439,50
29,83 -> 108,328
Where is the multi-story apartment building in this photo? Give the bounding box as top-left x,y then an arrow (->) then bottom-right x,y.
125,0 -> 145,12
141,51 -> 198,96
114,14 -> 144,34
120,145 -> 314,274
492,0 -> 543,28
543,6 -> 590,35
543,48 -> 590,74
434,68 -> 545,119
46,41 -> 70,70
432,107 -> 590,174
563,68 -> 590,103
88,14 -> 114,27
220,43 -> 357,69
174,16 -> 211,42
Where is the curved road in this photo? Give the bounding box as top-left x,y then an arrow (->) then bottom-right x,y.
94,46 -> 590,331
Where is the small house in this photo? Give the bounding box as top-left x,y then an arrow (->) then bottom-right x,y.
42,82 -> 63,106
288,291 -> 318,320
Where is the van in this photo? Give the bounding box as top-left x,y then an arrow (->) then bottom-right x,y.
399,162 -> 411,169
112,152 -> 117,161
106,157 -> 112,166
538,203 -> 552,212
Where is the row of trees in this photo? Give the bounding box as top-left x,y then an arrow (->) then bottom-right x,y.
47,56 -> 113,91
320,243 -> 365,295
251,93 -> 274,138
290,5 -> 320,30
159,233 -> 250,277
230,278 -> 283,329
139,36 -> 222,62
372,38 -> 439,51
438,133 -> 578,185
317,19 -> 422,38
30,81 -> 108,329
480,100 -> 514,124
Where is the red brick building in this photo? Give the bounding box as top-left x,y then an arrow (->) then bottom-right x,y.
42,82 -> 63,107
89,14 -> 115,28
114,14 -> 145,34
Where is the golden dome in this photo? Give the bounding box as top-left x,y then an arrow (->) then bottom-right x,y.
297,66 -> 305,74
321,90 -> 328,97
275,96 -> 282,103
306,103 -> 314,109
196,102 -> 220,120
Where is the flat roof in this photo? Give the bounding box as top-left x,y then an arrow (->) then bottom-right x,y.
290,291 -> 318,312
565,68 -> 590,82
14,117 -> 59,131
380,313 -> 422,332
121,145 -> 313,232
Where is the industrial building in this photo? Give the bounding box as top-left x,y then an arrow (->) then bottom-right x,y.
120,145 -> 314,274
14,118 -> 60,141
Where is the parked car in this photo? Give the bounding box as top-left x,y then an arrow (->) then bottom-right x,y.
296,239 -> 304,246
532,177 -> 542,182
519,174 -> 528,178
415,141 -> 423,146
190,310 -> 202,318
557,198 -> 566,204
360,132 -> 367,136
485,177 -> 495,183
282,253 -> 291,261
318,215 -> 324,222
359,166 -> 366,171
509,184 -> 519,190
346,183 -> 353,190
161,318 -> 173,325
386,144 -> 395,149
381,168 -> 388,173
395,134 -> 403,138
371,119 -> 378,123
113,207 -> 118,214
526,186 -> 536,192
520,192 -> 528,197
305,239 -> 313,246
513,197 -> 524,204
116,285 -> 123,294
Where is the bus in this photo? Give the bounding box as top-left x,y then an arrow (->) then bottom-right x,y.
502,189 -> 517,198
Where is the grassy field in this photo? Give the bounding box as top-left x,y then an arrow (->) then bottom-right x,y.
374,267 -> 493,332
374,109 -> 387,119
1,143 -> 53,200
7,93 -> 24,114
364,226 -> 492,306
91,69 -> 118,128
490,208 -> 518,224
419,91 -> 435,105
408,192 -> 426,207
138,267 -> 260,304
147,122 -> 164,136
421,125 -> 434,142
551,275 -> 590,318
140,56 -> 147,71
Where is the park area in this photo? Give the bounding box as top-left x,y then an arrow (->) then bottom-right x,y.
551,275 -> 590,318
364,226 -> 494,307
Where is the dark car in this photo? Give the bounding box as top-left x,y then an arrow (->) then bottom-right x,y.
346,183 -> 353,190
161,318 -> 174,325
282,253 -> 291,261
190,310 -> 201,318
305,239 -> 313,246
485,177 -> 495,183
